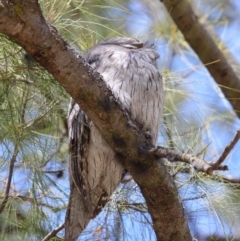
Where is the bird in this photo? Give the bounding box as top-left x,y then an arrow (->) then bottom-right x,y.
66,37 -> 164,239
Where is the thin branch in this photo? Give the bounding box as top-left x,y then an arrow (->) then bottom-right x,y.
129,203 -> 147,212
114,200 -> 147,212
182,194 -> 206,202
0,145 -> 18,213
41,223 -> 65,241
152,146 -> 228,175
210,130 -> 240,168
0,64 -> 28,213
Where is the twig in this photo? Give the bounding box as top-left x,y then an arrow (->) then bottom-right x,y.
152,146 -> 228,175
182,194 -> 206,202
0,146 -> 19,213
116,200 -> 147,213
128,202 -> 147,213
41,222 -> 65,241
210,130 -> 240,168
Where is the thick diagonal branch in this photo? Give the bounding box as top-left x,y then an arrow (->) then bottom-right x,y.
161,0 -> 240,116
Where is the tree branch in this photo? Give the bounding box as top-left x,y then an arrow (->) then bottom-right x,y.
161,0 -> 240,117
0,1 -> 191,240
41,223 -> 65,241
210,129 -> 240,168
152,146 -> 228,175
0,145 -> 18,213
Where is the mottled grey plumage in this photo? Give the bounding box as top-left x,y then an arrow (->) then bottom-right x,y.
67,37 -> 163,232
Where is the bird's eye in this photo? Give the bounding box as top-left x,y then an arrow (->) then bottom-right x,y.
88,54 -> 100,65
122,43 -> 143,49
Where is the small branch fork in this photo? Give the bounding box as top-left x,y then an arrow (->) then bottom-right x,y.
151,130 -> 240,175
210,130 -> 240,168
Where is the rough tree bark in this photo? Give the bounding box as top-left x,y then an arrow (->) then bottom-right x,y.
161,0 -> 240,117
0,1 -> 191,240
